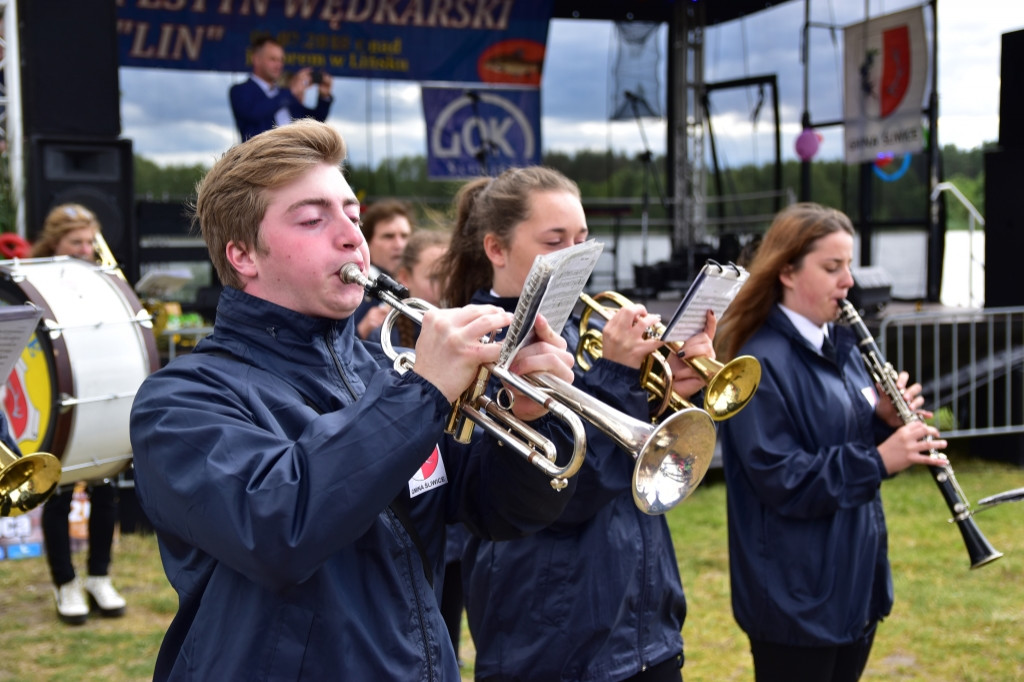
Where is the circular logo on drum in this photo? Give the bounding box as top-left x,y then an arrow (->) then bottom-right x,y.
2,333 -> 53,454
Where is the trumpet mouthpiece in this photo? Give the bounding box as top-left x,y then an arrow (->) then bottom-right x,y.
340,262 -> 364,284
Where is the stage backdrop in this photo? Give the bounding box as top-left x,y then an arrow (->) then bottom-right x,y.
422,87 -> 540,179
116,0 -> 552,86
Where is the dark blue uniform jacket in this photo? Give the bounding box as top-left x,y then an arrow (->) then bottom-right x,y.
229,76 -> 332,141
462,290 -> 687,682
719,306 -> 895,646
129,286 -> 576,681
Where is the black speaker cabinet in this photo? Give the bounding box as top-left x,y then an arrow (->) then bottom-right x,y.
17,0 -> 121,137
999,29 -> 1024,150
26,137 -> 138,285
984,148 -> 1024,308
849,265 -> 893,316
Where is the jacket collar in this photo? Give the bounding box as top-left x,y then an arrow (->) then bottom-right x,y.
765,305 -> 822,355
211,286 -> 355,364
765,305 -> 854,365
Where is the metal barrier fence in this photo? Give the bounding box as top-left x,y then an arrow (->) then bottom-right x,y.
877,307 -> 1024,438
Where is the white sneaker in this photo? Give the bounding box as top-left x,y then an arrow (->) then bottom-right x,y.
83,575 -> 127,617
54,577 -> 89,625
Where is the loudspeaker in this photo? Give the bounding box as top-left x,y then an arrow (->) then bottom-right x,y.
17,0 -> 121,137
849,265 -> 893,316
25,137 -> 138,284
984,148 -> 1024,308
999,29 -> 1024,150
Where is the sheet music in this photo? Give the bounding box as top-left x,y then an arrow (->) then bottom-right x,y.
498,240 -> 604,368
662,260 -> 749,343
0,305 -> 43,380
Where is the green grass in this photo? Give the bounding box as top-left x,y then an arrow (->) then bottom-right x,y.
0,532 -> 176,682
672,452 -> 1024,682
2,452 -> 1023,681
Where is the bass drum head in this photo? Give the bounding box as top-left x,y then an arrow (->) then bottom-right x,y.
0,258 -> 158,486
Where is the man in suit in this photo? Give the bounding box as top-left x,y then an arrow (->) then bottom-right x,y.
229,35 -> 333,141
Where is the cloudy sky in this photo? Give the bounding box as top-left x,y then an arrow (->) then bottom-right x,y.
119,0 -> 1024,171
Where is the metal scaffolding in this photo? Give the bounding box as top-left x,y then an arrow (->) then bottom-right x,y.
1,0 -> 26,237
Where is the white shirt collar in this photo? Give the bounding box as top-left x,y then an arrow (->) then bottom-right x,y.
251,74 -> 277,95
250,75 -> 291,128
778,303 -> 828,351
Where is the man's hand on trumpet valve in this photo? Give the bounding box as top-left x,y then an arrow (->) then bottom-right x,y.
667,309 -> 717,399
412,304 -> 511,403
503,315 -> 576,422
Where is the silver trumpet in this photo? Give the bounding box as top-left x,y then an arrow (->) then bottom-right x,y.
343,263 -> 586,490
342,264 -> 716,513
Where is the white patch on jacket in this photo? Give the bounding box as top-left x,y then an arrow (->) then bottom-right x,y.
408,445 -> 447,497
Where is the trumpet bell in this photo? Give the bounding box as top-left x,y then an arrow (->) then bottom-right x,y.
1,451 -> 62,517
700,355 -> 762,421
578,290 -> 761,421
633,407 -> 716,514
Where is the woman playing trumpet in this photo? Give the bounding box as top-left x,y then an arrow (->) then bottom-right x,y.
440,166 -> 716,682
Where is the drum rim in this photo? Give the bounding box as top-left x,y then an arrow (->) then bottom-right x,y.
0,273 -> 73,460
0,259 -> 159,483
103,269 -> 161,374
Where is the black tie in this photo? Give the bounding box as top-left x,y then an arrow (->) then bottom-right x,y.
821,334 -> 837,363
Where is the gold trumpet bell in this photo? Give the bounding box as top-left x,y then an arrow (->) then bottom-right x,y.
692,355 -> 762,422
633,406 -> 717,514
0,448 -> 62,517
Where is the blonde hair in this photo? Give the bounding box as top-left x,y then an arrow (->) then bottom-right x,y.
191,119 -> 347,289
30,203 -> 101,258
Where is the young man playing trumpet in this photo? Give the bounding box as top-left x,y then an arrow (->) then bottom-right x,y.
129,119 -> 578,680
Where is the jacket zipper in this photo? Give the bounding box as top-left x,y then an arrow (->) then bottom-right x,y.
325,329 -> 359,402
326,329 -> 436,680
386,506 -> 436,680
637,507 -> 651,671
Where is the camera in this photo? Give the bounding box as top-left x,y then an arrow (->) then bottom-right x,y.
311,70 -> 325,85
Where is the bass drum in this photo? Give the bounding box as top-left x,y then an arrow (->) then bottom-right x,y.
0,257 -> 159,486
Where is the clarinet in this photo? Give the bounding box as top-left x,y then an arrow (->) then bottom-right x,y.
837,300 -> 1002,569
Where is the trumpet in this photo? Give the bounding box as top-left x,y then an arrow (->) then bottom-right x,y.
0,441 -> 62,517
578,291 -> 761,421
343,265 -> 716,513
343,264 -> 586,490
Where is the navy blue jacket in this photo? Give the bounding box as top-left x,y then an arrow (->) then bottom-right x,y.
0,411 -> 19,454
718,306 -> 895,646
462,290 -> 687,682
229,77 -> 332,141
129,287 -> 576,681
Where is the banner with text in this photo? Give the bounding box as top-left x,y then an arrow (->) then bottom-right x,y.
117,0 -> 552,85
422,86 -> 540,180
843,6 -> 928,165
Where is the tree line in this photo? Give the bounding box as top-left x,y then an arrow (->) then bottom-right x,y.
132,142 -> 991,235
